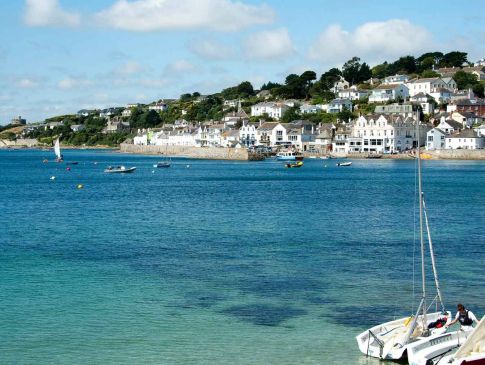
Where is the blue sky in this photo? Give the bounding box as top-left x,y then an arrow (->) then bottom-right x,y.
1,0 -> 484,124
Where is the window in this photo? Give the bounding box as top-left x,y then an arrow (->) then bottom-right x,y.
428,136 -> 433,141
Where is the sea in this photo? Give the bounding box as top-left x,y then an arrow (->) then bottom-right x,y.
1,149 -> 484,365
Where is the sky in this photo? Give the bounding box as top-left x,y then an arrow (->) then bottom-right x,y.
0,0 -> 484,124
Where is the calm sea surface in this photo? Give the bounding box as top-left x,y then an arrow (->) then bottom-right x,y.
1,149 -> 484,364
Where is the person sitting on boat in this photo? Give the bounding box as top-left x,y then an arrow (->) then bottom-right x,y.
446,304 -> 478,329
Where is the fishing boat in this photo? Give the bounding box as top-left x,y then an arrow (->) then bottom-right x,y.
276,150 -> 304,161
54,138 -> 63,162
104,166 -> 136,173
337,161 -> 352,166
285,161 -> 303,168
356,112 -> 451,361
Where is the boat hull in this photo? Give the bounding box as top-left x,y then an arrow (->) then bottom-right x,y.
356,311 -> 450,360
407,328 -> 473,365
104,167 -> 136,173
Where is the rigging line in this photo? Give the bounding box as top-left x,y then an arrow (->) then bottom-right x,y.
412,145 -> 418,315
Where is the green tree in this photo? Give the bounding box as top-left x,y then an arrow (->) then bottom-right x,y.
372,62 -> 389,78
453,70 -> 478,90
388,55 -> 417,74
300,70 -> 317,99
281,106 -> 300,123
421,69 -> 440,78
440,51 -> 468,67
342,57 -> 371,85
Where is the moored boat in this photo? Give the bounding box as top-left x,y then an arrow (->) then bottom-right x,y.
285,161 -> 303,168
104,165 -> 136,173
337,161 -> 352,166
276,150 -> 304,161
153,161 -> 171,168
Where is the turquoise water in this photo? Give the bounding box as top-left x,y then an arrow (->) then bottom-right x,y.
1,149 -> 484,364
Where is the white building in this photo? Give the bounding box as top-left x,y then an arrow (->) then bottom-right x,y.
333,76 -> 350,92
70,124 -> 85,132
239,121 -> 258,147
428,88 -> 453,104
426,128 -> 446,150
383,74 -> 409,85
474,123 -> 485,137
148,102 -> 168,112
406,77 -> 448,97
445,129 -> 484,149
352,114 -> 430,153
369,84 -> 409,103
300,104 -> 325,114
327,98 -> 353,113
337,86 -> 370,100
251,102 -> 289,120
256,122 -> 289,147
436,117 -> 463,134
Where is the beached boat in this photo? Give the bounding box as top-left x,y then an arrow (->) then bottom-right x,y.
54,138 -> 63,162
285,161 -> 303,168
276,150 -> 304,161
337,161 -> 352,166
104,166 -> 136,173
320,155 -> 332,160
356,112 -> 451,361
366,154 -> 382,159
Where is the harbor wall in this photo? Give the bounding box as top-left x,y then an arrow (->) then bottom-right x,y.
424,149 -> 485,160
120,143 -> 249,160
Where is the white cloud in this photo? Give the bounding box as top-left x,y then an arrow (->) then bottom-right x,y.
94,0 -> 274,32
188,39 -> 235,60
115,60 -> 144,75
164,59 -> 196,74
309,19 -> 433,65
57,77 -> 92,90
244,28 -> 295,60
17,78 -> 39,89
23,0 -> 80,27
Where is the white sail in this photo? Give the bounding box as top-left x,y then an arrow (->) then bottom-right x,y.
54,138 -> 62,160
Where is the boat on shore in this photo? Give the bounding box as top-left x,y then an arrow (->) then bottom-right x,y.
337,161 -> 352,166
104,166 -> 136,173
366,154 -> 382,159
285,161 -> 303,168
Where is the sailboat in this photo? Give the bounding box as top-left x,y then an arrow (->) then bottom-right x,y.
355,112 -> 451,360
54,137 -> 63,162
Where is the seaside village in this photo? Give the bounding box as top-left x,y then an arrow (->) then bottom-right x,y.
7,60 -> 485,155
130,73 -> 485,155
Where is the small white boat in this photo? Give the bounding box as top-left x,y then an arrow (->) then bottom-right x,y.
337,161 -> 352,166
437,316 -> 485,365
104,166 -> 136,173
54,138 -> 63,162
407,327 -> 474,365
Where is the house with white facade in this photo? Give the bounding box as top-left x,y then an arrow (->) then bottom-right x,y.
251,102 -> 289,120
256,122 -> 289,147
426,128 -> 446,150
474,123 -> 485,137
383,74 -> 409,85
327,98 -> 352,113
332,77 -> 350,92
148,102 -> 168,112
441,77 -> 457,90
239,121 -> 258,147
331,124 -> 352,154
337,86 -> 370,100
436,117 -> 463,134
122,108 -> 132,117
445,129 -> 484,149
309,123 -> 334,153
406,77 -> 448,97
369,84 -> 409,103
352,114 -> 429,153
428,88 -> 453,104
300,104 -> 325,114
221,130 -> 240,147
451,111 -> 481,128
285,120 -> 315,151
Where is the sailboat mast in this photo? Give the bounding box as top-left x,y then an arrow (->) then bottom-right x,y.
416,110 -> 427,324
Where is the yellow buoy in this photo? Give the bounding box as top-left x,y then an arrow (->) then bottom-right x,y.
77,184 -> 84,189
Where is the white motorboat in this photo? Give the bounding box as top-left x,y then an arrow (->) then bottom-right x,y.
356,111 -> 451,361
276,150 -> 303,161
104,165 -> 136,173
336,161 -> 352,166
